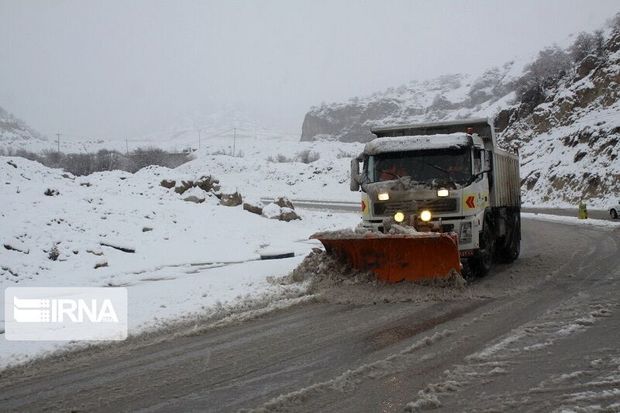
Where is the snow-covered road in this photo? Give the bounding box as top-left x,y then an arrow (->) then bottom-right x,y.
1,218 -> 618,412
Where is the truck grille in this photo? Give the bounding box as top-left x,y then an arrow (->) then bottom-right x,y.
373,198 -> 458,216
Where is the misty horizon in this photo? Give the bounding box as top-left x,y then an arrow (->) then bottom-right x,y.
2,0 -> 620,141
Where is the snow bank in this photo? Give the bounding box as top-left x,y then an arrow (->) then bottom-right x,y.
522,212 -> 620,229
0,156 -> 360,369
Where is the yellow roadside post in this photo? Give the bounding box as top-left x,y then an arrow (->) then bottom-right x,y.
578,201 -> 588,219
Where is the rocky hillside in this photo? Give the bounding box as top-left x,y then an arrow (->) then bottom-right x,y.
499,28 -> 620,207
301,17 -> 620,207
301,66 -> 521,143
0,106 -> 47,151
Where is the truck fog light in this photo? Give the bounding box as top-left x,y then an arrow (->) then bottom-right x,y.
420,210 -> 432,222
437,188 -> 449,197
378,192 -> 390,201
394,211 -> 405,223
459,222 -> 472,244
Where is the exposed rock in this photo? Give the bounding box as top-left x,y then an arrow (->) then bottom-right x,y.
44,188 -> 59,196
142,226 -> 153,232
94,259 -> 108,269
279,208 -> 301,222
160,179 -> 176,189
576,54 -> 599,79
183,195 -> 205,204
243,202 -> 263,215
3,243 -> 29,254
300,71 -> 514,143
174,180 -> 194,195
220,192 -> 242,207
274,196 -> 295,209
100,242 -> 135,253
194,175 -> 220,192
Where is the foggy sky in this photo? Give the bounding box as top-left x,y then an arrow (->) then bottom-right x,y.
1,0 -> 619,140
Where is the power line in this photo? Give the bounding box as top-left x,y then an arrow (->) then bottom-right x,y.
232,128 -> 236,157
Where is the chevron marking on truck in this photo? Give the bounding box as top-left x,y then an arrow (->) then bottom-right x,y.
465,195 -> 476,209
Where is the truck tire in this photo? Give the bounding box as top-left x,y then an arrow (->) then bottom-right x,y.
497,212 -> 521,263
470,213 -> 495,277
611,209 -> 618,220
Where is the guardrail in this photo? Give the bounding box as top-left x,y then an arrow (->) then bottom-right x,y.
259,198 -> 359,212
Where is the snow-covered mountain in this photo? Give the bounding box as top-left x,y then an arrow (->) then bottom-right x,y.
300,18 -> 620,207
0,106 -> 47,150
301,65 -> 522,143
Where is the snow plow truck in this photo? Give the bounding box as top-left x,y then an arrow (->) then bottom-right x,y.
313,118 -> 521,282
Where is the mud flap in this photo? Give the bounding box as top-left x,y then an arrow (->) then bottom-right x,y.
312,232 -> 461,283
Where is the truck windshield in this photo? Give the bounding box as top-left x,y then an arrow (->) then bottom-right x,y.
368,148 -> 472,185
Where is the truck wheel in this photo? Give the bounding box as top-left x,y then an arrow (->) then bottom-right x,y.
470,214 -> 495,277
611,209 -> 618,220
497,212 -> 521,263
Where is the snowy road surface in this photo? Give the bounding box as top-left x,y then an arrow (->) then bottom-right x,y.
0,219 -> 619,412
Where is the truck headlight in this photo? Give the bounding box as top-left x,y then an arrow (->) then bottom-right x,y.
420,210 -> 432,222
459,222 -> 472,244
394,211 -> 405,223
378,192 -> 389,201
437,188 -> 449,197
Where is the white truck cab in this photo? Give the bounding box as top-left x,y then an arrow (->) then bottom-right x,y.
350,118 -> 521,276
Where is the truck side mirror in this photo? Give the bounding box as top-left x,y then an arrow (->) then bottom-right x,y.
350,158 -> 360,191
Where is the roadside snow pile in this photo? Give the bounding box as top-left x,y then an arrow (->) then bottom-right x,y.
177,137 -> 364,203
522,212 -> 620,229
275,249 -> 467,305
0,156 -> 360,369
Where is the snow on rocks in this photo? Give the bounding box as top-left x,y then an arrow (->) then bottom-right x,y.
261,197 -> 302,221
219,191 -> 243,207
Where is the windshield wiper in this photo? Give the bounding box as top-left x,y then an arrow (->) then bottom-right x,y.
417,160 -> 462,187
421,160 -> 450,176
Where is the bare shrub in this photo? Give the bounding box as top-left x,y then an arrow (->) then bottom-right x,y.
296,149 -> 320,163
48,245 -> 60,261
337,150 -> 358,159
267,154 -> 294,163
570,31 -> 605,63
5,147 -> 190,176
515,46 -> 571,99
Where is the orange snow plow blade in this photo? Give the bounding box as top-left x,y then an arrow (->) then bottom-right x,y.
311,232 -> 461,283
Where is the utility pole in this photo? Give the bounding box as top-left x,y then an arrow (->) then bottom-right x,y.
125,138 -> 129,155
56,133 -> 61,153
232,128 -> 236,157
198,129 -> 202,150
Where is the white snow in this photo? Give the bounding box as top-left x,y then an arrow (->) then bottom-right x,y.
522,213 -> 620,229
364,133 -> 470,155
0,115 -> 617,370
0,153 -> 361,369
